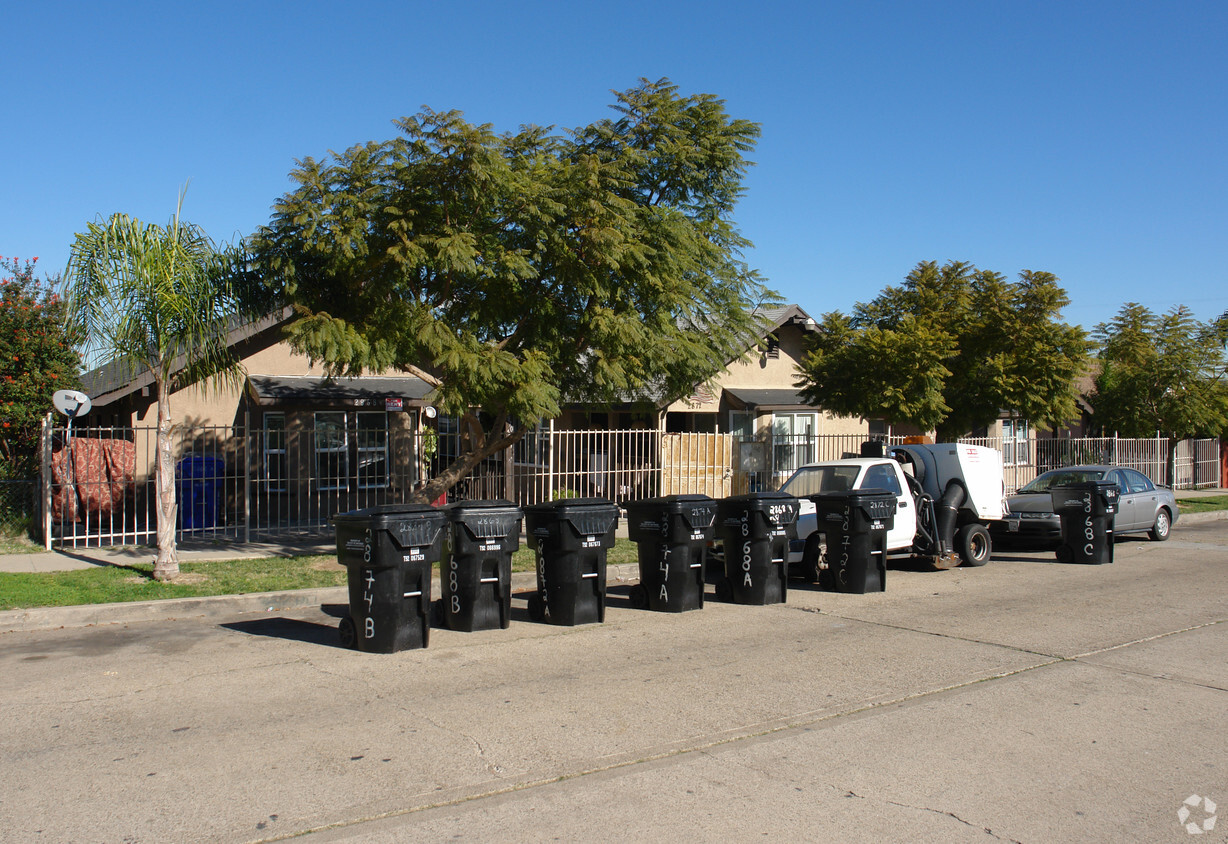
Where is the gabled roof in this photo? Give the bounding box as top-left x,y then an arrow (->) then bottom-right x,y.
80,307 -> 295,408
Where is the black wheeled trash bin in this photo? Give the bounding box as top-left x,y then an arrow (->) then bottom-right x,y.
811,488 -> 896,593
1052,481 -> 1119,565
715,492 -> 800,605
625,494 -> 717,612
332,504 -> 448,653
441,500 -> 522,632
523,498 -> 619,626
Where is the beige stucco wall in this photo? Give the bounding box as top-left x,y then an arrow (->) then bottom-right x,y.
663,322 -> 871,437
134,339 -> 328,429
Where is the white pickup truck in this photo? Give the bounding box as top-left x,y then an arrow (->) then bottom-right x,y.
780,443 -> 1006,574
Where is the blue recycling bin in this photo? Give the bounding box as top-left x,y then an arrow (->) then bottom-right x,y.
177,455 -> 226,530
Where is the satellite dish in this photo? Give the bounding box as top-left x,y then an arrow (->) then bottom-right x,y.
423,406 -> 437,419
52,389 -> 92,419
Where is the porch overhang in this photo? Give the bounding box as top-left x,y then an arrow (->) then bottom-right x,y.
724,387 -> 818,412
246,375 -> 436,409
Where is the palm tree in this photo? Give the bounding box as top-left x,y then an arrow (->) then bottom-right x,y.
64,191 -> 248,581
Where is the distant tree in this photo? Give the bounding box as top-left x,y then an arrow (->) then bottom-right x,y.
796,261 -> 1090,440
64,195 -> 251,581
0,256 -> 82,478
251,78 -> 775,501
1092,304 -> 1228,482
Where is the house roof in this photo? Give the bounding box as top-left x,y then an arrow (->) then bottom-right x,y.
724,387 -> 818,411
81,307 -> 295,407
247,375 -> 435,407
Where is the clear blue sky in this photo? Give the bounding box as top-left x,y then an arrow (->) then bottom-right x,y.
5,0 -> 1226,332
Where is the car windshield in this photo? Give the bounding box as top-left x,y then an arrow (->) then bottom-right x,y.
781,465 -> 861,497
1018,469 -> 1106,493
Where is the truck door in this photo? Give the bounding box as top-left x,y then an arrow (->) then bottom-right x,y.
860,463 -> 917,552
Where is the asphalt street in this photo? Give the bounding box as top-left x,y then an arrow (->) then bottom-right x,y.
1,521 -> 1225,843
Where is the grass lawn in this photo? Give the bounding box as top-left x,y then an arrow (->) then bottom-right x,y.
0,538 -> 645,611
1176,495 -> 1228,514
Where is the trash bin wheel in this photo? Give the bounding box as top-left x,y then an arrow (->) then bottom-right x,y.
956,524 -> 991,567
629,583 -> 649,609
800,533 -> 823,582
338,616 -> 357,649
527,592 -> 546,622
1055,544 -> 1073,564
715,577 -> 733,603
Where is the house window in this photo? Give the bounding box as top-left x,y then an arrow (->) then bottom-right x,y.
729,410 -> 755,439
314,412 -> 349,491
1003,418 -> 1030,466
772,412 -> 817,475
356,412 -> 389,489
263,413 -> 287,493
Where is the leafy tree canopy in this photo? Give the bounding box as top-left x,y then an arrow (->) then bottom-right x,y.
0,256 -> 82,477
1092,303 -> 1228,439
250,78 -> 775,497
796,260 -> 1090,440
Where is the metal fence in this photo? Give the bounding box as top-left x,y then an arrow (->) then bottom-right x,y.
38,420 -> 1222,549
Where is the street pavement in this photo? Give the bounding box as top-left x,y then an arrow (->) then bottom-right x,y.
0,520 -> 1225,843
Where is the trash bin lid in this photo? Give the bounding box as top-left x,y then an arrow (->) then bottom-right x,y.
524,497 -> 619,536
717,491 -> 799,525
625,495 -> 717,530
176,454 -> 226,477
332,503 -> 447,544
445,499 -> 523,538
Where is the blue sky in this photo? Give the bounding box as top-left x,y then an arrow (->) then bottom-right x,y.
4,0 -> 1226,332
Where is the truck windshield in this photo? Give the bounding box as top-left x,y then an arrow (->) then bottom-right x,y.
780,465 -> 861,497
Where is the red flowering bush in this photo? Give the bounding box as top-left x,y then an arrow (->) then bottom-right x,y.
0,256 -> 82,478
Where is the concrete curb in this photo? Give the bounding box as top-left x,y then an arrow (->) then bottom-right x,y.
3,513 -> 1224,634
0,564 -> 644,634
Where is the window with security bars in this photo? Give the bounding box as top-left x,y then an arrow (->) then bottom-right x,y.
314,412 -> 349,490
263,413 -> 287,492
356,412 -> 388,489
1003,418 -> 1030,466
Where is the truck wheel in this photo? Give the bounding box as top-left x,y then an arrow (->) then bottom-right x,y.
957,524 -> 991,566
800,534 -> 823,582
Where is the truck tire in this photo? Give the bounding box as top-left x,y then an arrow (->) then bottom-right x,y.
800,533 -> 823,582
957,523 -> 991,566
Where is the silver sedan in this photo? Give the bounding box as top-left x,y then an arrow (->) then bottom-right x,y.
991,465 -> 1179,544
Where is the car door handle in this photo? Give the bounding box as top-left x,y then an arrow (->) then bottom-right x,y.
898,501 -> 908,509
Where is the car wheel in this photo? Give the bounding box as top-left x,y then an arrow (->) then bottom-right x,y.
1149,509 -> 1172,541
956,523 -> 991,566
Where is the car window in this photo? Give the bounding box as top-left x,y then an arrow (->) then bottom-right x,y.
862,464 -> 902,496
1106,470 -> 1126,491
1019,469 -> 1106,493
781,465 -> 861,497
1124,469 -> 1155,493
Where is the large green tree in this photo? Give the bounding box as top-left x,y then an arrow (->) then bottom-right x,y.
0,256 -> 81,479
251,78 -> 775,500
64,195 -> 250,581
1092,304 -> 1228,482
796,260 -> 1090,440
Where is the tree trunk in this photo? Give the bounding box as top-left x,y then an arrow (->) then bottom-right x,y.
152,382 -> 180,581
410,420 -> 526,505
